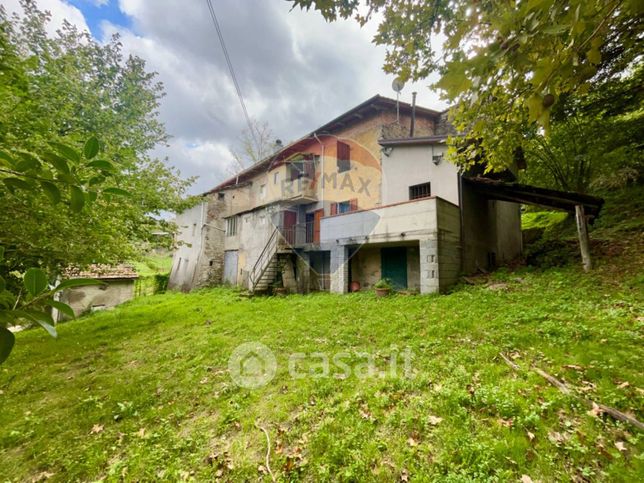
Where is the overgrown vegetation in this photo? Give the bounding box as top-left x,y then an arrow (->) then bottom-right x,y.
1,188 -> 642,481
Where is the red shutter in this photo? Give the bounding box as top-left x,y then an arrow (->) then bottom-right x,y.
349,198 -> 358,212
337,141 -> 350,161
330,202 -> 338,215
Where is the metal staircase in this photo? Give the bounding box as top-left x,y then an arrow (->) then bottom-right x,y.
249,228 -> 290,293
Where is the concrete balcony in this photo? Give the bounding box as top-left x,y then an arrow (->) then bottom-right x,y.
320,197 -> 449,245
279,177 -> 317,205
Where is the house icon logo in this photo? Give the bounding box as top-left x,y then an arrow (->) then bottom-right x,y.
228,342 -> 277,389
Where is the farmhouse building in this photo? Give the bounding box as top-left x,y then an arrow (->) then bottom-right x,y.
168,95 -> 523,294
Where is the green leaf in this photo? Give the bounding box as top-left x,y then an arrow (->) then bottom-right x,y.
3,177 -> 33,193
0,150 -> 14,166
44,299 -> 75,319
15,153 -> 41,172
24,268 -> 48,296
83,137 -> 100,159
88,176 -> 105,186
103,187 -> 131,197
53,278 -> 105,292
40,181 -> 61,204
44,152 -> 70,174
86,159 -> 115,171
49,142 -> 81,163
0,275 -> 5,292
0,326 -> 15,364
0,246 -> 4,261
70,186 -> 85,212
27,312 -> 58,338
586,47 -> 601,65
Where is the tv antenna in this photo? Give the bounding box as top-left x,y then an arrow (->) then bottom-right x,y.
392,77 -> 405,123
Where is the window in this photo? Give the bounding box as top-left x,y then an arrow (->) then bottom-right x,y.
273,172 -> 279,184
409,182 -> 431,200
226,216 -> 237,236
330,199 -> 358,215
259,184 -> 266,199
290,160 -> 315,180
337,141 -> 350,172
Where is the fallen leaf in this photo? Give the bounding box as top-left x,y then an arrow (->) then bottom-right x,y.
615,441 -> 627,452
548,431 -> 567,445
497,418 -> 513,428
136,427 -> 146,438
31,471 -> 54,482
400,468 -> 409,482
526,431 -> 535,441
617,381 -> 630,389
563,364 -> 584,371
407,436 -> 419,447
586,402 -> 604,418
90,424 -> 104,434
428,415 -> 443,426
521,475 -> 534,483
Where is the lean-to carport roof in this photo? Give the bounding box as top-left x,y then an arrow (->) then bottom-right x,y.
463,177 -> 604,219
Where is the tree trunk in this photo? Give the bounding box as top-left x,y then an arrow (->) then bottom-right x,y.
575,204 -> 592,272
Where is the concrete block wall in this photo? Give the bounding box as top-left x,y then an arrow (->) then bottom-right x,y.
330,245 -> 349,293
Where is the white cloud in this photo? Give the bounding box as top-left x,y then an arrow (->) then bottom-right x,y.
9,0 -> 448,195
2,0 -> 89,35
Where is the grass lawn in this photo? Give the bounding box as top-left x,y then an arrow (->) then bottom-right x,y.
1,189 -> 643,481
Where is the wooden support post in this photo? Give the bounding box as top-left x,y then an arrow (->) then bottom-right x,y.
575,204 -> 592,272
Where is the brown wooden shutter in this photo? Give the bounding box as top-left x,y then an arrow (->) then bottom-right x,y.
349,198 -> 358,211
330,202 -> 338,215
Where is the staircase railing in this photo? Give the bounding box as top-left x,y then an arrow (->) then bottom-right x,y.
249,227 -> 280,290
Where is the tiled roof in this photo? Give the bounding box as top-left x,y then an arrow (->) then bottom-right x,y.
64,264 -> 139,280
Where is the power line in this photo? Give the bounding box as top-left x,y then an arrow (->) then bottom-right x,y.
204,0 -> 257,144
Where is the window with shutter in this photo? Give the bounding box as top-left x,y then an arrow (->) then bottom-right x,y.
337,141 -> 350,172
349,198 -> 358,211
330,202 -> 338,215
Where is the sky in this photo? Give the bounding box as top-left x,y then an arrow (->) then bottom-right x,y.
3,0 -> 448,194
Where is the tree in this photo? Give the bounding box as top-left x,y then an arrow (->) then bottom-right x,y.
228,119 -> 275,174
0,1 -> 197,362
290,0 -> 643,171
0,2 -> 195,275
522,65 -> 643,193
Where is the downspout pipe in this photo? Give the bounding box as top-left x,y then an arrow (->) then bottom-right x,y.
313,133 -> 325,213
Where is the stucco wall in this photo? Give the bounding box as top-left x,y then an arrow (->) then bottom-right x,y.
381,144 -> 460,206
60,280 -> 135,318
168,202 -> 206,291
321,197 -> 439,244
168,196 -> 227,291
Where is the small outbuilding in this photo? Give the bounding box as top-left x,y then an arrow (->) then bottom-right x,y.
58,265 -> 139,319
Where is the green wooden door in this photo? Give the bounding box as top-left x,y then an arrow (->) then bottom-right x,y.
381,247 -> 407,289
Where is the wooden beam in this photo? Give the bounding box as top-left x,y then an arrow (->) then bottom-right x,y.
575,204 -> 592,272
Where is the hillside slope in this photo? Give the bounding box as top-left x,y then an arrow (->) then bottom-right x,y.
1,187 -> 642,482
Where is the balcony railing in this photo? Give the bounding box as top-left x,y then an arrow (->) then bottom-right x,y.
278,221 -> 316,248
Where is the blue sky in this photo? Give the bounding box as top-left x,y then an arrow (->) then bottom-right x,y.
68,0 -> 130,38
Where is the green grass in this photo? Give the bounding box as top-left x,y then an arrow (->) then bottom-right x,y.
131,254 -> 173,278
1,253 -> 643,481
521,210 -> 568,231
1,187 -> 643,482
